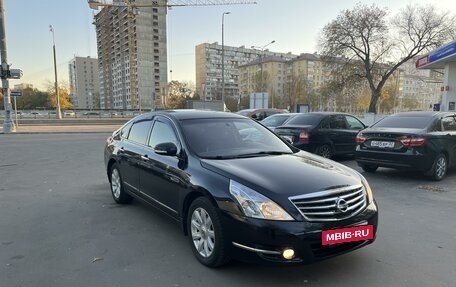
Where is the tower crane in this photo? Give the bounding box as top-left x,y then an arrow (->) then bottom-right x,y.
88,0 -> 256,111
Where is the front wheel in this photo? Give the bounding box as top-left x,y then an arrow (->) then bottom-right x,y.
110,164 -> 133,204
428,154 -> 447,181
187,197 -> 229,267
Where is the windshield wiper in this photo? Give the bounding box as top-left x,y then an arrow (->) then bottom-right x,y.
234,151 -> 293,158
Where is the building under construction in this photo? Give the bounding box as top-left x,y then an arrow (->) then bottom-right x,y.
94,0 -> 168,110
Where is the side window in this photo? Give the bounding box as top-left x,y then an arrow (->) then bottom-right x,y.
442,116 -> 456,131
251,111 -> 262,120
120,122 -> 133,139
345,115 -> 365,130
320,117 -> 330,129
148,121 -> 179,150
330,115 -> 348,129
128,118 -> 152,145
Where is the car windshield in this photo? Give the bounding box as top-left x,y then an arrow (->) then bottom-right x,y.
284,114 -> 322,126
372,116 -> 434,129
181,118 -> 294,159
261,114 -> 292,127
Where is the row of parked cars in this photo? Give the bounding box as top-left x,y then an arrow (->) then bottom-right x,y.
240,109 -> 456,181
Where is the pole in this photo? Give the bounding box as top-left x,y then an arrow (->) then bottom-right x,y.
0,0 -> 15,133
50,25 -> 62,119
13,95 -> 18,127
221,12 -> 230,110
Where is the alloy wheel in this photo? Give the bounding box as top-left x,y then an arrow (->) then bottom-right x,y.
435,155 -> 447,180
111,168 -> 121,199
190,207 -> 216,258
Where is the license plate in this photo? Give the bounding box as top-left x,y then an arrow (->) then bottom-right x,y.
370,140 -> 394,148
322,225 -> 374,245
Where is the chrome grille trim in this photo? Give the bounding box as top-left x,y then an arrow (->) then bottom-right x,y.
289,184 -> 367,222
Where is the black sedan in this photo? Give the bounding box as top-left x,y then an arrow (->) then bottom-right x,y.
274,112 -> 367,158
104,110 -> 378,267
355,111 -> 456,180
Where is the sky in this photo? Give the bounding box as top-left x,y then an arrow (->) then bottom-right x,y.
3,0 -> 455,90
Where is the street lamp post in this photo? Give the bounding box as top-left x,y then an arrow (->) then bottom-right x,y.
49,25 -> 62,119
251,40 -> 275,106
0,0 -> 15,133
221,11 -> 230,110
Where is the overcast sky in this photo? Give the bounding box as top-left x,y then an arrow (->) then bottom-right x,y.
3,0 -> 455,89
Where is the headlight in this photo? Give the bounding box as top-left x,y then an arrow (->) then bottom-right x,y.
229,180 -> 293,221
357,172 -> 373,204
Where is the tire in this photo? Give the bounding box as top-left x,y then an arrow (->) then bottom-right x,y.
109,163 -> 133,204
315,144 -> 333,158
361,164 -> 378,173
187,197 -> 229,267
429,154 -> 447,181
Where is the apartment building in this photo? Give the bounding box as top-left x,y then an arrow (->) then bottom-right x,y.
68,56 -> 100,109
398,59 -> 443,110
238,53 -> 335,107
238,56 -> 289,101
94,0 -> 167,110
196,42 -> 296,101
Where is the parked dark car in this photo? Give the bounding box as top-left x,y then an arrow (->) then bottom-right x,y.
274,112 -> 367,158
104,110 -> 377,267
355,111 -> 456,180
260,113 -> 299,132
236,108 -> 288,121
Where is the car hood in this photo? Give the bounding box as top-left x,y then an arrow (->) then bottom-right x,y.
200,151 -> 361,200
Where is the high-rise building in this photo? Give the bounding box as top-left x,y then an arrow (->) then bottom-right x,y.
94,0 -> 167,110
195,42 -> 296,101
69,56 -> 100,109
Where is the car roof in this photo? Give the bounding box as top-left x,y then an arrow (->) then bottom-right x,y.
147,109 -> 247,121
390,111 -> 452,118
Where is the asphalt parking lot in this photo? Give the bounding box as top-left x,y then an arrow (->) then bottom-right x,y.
1,133 -> 455,287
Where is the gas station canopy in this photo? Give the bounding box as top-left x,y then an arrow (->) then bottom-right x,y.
416,41 -> 456,69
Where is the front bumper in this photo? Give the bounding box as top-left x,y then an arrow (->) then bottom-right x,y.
220,200 -> 378,264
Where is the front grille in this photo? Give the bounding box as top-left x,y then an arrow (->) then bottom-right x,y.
289,185 -> 367,222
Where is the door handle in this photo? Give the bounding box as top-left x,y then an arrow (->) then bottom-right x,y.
118,147 -> 125,153
141,155 -> 149,161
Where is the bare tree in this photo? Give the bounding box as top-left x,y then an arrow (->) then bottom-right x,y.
167,80 -> 195,109
319,3 -> 455,113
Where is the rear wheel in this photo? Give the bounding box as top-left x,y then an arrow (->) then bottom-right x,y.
361,164 -> 378,173
429,154 -> 447,181
315,144 -> 333,158
110,164 -> 133,204
187,197 -> 229,267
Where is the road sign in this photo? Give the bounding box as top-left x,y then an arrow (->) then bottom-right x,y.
10,91 -> 22,97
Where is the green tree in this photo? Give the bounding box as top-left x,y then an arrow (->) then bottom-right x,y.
15,87 -> 49,109
319,3 -> 455,113
45,81 -> 73,110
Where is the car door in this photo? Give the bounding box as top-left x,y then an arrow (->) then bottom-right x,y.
441,114 -> 456,166
328,114 -> 349,153
117,116 -> 152,194
344,115 -> 366,152
139,116 -> 186,217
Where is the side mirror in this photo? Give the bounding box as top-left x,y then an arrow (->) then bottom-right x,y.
154,142 -> 178,156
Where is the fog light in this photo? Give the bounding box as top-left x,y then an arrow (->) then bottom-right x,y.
282,248 -> 295,260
